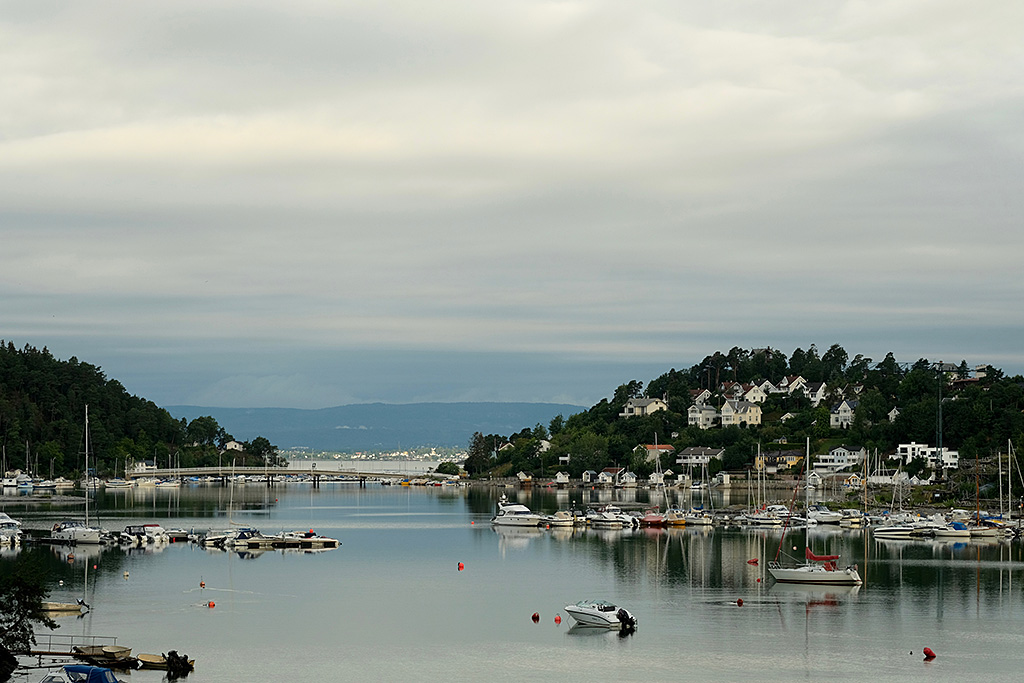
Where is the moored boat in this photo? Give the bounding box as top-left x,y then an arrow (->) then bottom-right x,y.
490,495 -> 543,527
564,599 -> 637,630
768,547 -> 862,586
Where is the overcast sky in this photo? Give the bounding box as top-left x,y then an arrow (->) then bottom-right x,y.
2,1 -> 1022,409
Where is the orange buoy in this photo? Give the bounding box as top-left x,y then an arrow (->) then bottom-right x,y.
554,615 -> 562,624
470,521 -> 475,524
208,601 -> 215,608
532,612 -> 540,623
458,562 -> 464,571
200,581 -> 206,589
923,647 -> 936,660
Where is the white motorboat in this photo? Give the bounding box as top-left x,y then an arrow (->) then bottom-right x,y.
0,512 -> 23,544
768,548 -> 863,586
933,522 -> 972,538
543,511 -> 577,527
683,509 -> 714,526
490,495 -> 543,527
806,505 -> 843,524
564,600 -> 637,629
871,524 -> 917,539
839,509 -> 867,528
588,504 -> 636,529
51,520 -> 103,545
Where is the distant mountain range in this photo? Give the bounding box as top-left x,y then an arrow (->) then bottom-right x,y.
164,402 -> 586,452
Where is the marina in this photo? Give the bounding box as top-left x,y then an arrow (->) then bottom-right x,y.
3,471 -> 1024,681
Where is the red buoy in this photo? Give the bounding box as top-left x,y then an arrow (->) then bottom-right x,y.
554,615 -> 562,624
532,612 -> 540,623
200,581 -> 206,589
923,647 -> 936,660
458,562 -> 464,571
737,598 -> 743,606
747,559 -> 759,565
208,601 -> 215,608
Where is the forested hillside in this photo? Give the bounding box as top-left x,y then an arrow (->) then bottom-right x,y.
0,342 -> 277,477
463,345 -> 1024,484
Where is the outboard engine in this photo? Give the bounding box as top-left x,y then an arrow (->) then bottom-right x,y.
616,608 -> 637,633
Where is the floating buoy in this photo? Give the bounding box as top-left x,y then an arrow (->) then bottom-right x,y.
737,598 -> 743,606
58,580 -> 64,586
470,521 -> 475,525
532,612 -> 540,623
792,546 -> 797,551
200,580 -> 206,589
123,571 -> 129,580
208,601 -> 215,608
554,615 -> 562,624
458,562 -> 464,571
923,647 -> 936,660
747,559 -> 758,565
756,578 -> 761,583
93,564 -> 97,570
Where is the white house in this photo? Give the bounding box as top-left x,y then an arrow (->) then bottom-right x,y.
648,471 -> 666,487
690,388 -> 713,405
888,407 -> 900,423
894,442 -> 959,470
554,471 -> 570,487
804,382 -> 829,407
829,400 -> 858,429
742,384 -> 769,404
814,445 -> 866,472
778,375 -> 807,394
676,447 -> 725,467
619,397 -> 669,418
619,471 -> 638,488
688,403 -> 718,430
598,467 -> 624,487
131,460 -> 157,475
224,440 -> 244,452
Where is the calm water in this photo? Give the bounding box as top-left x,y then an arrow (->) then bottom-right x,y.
5,475 -> 1024,682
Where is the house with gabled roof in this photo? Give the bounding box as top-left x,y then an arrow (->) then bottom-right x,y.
690,388 -> 713,405
554,471 -> 570,487
619,471 -> 638,488
804,382 -> 828,406
688,403 -> 718,430
741,383 -> 768,404
598,467 -> 625,487
777,375 -> 807,394
619,397 -> 669,418
720,399 -> 762,427
676,447 -> 725,467
814,445 -> 865,472
638,443 -> 675,464
829,399 -> 859,429
582,470 -> 598,484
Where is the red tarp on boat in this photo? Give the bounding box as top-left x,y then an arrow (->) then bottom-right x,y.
805,547 -> 840,562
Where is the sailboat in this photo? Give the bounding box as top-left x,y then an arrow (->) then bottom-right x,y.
767,438 -> 862,586
52,406 -> 103,545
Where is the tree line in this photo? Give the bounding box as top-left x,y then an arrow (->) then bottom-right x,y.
463,344 -> 1024,483
0,342 -> 282,478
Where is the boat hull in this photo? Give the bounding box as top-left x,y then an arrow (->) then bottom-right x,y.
768,565 -> 862,586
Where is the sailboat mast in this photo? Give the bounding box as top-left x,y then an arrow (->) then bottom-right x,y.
84,405 -> 89,527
